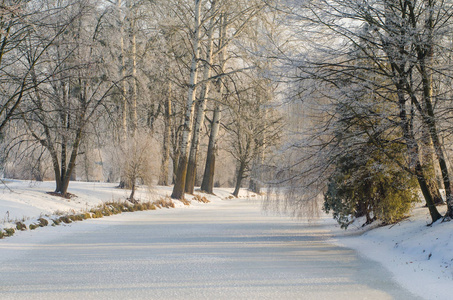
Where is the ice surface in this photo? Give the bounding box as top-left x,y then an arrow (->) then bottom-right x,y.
0,197 -> 422,300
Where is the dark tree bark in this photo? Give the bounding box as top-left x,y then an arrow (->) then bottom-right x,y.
394,83 -> 442,222
172,154 -> 188,199
201,104 -> 221,193
171,0 -> 202,200
412,0 -> 453,217
233,160 -> 246,197
159,83 -> 172,186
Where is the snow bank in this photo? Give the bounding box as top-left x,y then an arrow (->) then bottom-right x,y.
0,180 -> 252,235
329,205 -> 453,300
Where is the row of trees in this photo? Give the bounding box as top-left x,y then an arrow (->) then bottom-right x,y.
0,0 -> 282,200
267,0 -> 453,224
3,0 -> 453,230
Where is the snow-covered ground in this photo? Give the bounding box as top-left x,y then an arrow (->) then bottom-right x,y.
328,205 -> 453,300
0,180 -> 452,299
0,180 -> 252,231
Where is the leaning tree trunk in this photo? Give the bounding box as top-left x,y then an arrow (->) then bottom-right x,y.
419,63 -> 453,217
249,89 -> 267,194
421,84 -> 453,217
171,0 -> 202,200
396,86 -> 442,223
233,161 -> 246,197
420,128 -> 444,205
416,0 -> 452,217
382,2 -> 442,222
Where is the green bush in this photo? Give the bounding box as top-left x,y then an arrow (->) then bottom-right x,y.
82,212 -> 92,219
4,228 -> 15,237
324,145 -> 418,228
91,210 -> 103,219
102,206 -> 113,216
16,222 -> 27,231
38,218 -> 49,227
142,202 -> 156,210
59,216 -> 72,224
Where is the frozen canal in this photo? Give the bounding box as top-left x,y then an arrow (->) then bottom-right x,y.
0,198 -> 422,299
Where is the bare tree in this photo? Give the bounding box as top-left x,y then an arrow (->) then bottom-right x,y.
185,0 -> 267,195
0,1 -> 72,139
20,0 -> 114,197
170,0 -> 203,199
223,72 -> 281,197
184,0 -> 219,194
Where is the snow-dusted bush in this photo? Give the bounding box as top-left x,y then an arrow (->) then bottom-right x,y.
324,145 -> 419,228
118,131 -> 160,200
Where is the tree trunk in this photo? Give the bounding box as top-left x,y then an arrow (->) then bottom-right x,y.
171,0 -> 202,200
201,12 -> 226,194
185,0 -> 217,194
129,183 -> 136,201
420,127 -> 444,205
201,103 -> 221,193
172,150 -> 179,185
419,66 -> 453,216
415,161 -> 442,222
56,84 -> 86,197
117,0 -> 129,189
33,152 -> 44,181
172,154 -> 188,199
159,82 -> 172,186
131,17 -> 138,136
118,0 -> 128,140
56,129 -> 83,196
249,158 -> 261,194
249,108 -> 266,194
395,86 -> 442,222
60,82 -> 69,188
382,3 -> 442,222
51,149 -> 62,193
417,0 -> 452,217
233,161 -> 246,197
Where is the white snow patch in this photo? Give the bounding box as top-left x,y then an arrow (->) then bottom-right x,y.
325,205 -> 453,300
0,180 -> 251,235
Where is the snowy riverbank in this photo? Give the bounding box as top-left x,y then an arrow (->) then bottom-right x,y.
328,205 -> 453,300
0,180 -> 256,238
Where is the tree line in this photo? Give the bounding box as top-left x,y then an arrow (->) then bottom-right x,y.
0,0 -> 281,200
4,0 -> 452,227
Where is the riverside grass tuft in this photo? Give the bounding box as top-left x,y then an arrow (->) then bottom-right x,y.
0,197 -> 188,239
